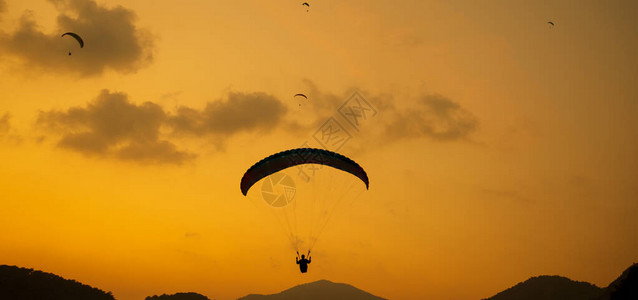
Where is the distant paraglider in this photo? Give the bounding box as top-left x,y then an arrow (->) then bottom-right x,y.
548,21 -> 555,27
302,2 -> 309,12
61,32 -> 84,55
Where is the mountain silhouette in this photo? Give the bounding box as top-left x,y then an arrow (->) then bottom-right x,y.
237,279 -> 386,300
482,275 -> 603,300
594,263 -> 638,300
0,265 -> 114,300
484,263 -> 638,300
3,262 -> 636,300
145,292 -> 210,300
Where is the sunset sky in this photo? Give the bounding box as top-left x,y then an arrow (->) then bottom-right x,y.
1,0 -> 637,299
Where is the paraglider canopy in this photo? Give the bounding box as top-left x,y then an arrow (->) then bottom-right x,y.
61,32 -> 84,55
548,21 -> 555,26
61,32 -> 84,48
294,93 -> 308,99
240,148 -> 369,196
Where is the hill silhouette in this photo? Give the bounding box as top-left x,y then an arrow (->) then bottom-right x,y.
3,262 -> 636,299
482,275 -> 603,300
484,263 -> 638,300
237,279 -> 386,300
594,263 -> 638,300
145,292 -> 210,300
0,265 -> 114,300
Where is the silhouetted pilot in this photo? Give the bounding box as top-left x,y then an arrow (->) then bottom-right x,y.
296,252 -> 311,273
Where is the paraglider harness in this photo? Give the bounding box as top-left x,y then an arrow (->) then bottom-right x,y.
296,250 -> 311,273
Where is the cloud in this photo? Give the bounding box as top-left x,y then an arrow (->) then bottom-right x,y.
170,92 -> 287,137
37,90 -> 290,164
35,84 -> 476,164
38,90 -> 193,164
273,81 -> 478,153
382,94 -> 478,141
0,0 -> 154,76
290,81 -> 478,145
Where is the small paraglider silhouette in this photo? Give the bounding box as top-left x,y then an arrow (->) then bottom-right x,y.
548,21 -> 555,27
302,2 -> 309,12
61,32 -> 84,55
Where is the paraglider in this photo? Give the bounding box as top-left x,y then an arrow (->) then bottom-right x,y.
294,93 -> 308,99
548,21 -> 555,26
302,2 -> 309,12
240,148 -> 369,271
61,32 -> 84,55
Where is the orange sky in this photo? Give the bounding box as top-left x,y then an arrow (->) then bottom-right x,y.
1,0 -> 637,299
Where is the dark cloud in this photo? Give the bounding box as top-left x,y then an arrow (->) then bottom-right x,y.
38,90 -> 193,164
0,0 -> 154,76
382,94 -> 478,141
170,92 -> 287,136
117,140 -> 193,164
273,81 -> 478,153
38,90 -> 290,164
290,81 -> 478,144
36,84 -> 476,164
